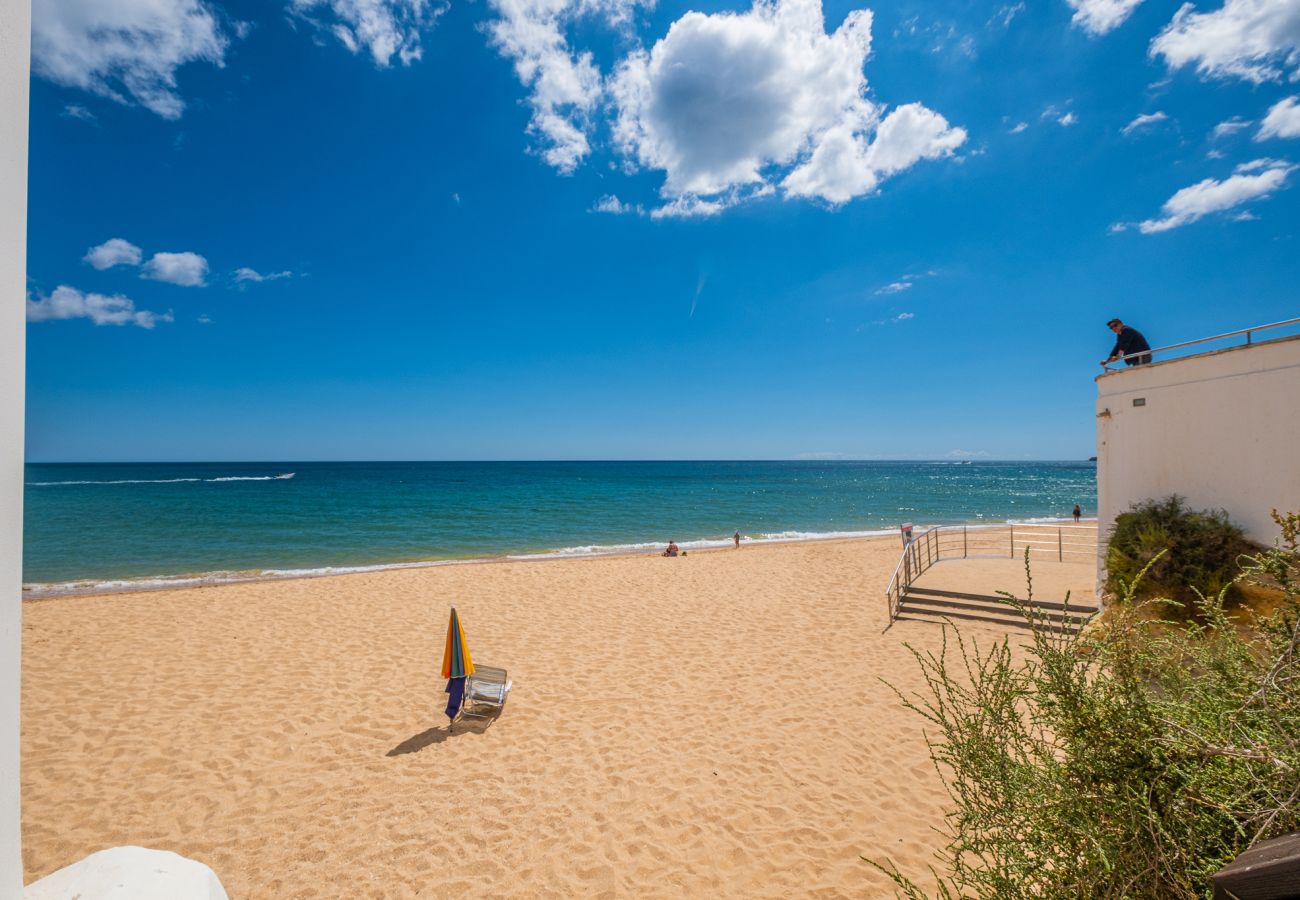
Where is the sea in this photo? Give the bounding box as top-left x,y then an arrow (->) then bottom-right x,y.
22,460 -> 1096,596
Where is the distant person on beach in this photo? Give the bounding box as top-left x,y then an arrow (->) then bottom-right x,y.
734,531 -> 741,548
663,541 -> 680,557
1073,504 -> 1082,522
1103,318 -> 1151,366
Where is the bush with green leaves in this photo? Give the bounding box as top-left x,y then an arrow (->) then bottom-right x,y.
1105,495 -> 1258,615
872,510 -> 1300,900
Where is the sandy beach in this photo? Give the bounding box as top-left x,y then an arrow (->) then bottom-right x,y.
21,536 -> 1054,898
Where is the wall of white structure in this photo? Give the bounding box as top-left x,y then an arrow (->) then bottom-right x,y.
0,0 -> 29,894
1096,336 -> 1300,552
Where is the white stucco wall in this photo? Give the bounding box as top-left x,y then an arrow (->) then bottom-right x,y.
0,0 -> 30,894
1096,335 -> 1300,559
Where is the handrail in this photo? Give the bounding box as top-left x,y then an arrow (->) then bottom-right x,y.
885,522 -> 1100,625
1101,316 -> 1300,371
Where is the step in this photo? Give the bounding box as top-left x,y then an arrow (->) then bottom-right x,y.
893,609 -> 1081,635
901,594 -> 1096,624
904,586 -> 1099,614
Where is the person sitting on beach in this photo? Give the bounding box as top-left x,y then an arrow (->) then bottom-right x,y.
663,541 -> 680,557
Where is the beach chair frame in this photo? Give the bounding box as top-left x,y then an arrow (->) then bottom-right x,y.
461,665 -> 512,719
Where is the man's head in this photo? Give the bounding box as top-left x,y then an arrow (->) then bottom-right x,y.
1107,318 -> 1123,332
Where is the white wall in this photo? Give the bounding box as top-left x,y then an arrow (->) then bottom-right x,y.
0,0 -> 28,894
1096,335 -> 1300,559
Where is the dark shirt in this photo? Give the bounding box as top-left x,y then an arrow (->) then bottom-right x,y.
1110,326 -> 1150,365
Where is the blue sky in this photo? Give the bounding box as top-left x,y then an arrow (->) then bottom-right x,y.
24,0 -> 1300,461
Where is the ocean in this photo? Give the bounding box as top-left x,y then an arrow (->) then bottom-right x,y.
22,460 -> 1096,595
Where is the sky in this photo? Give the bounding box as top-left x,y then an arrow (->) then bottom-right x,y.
23,0 -> 1300,462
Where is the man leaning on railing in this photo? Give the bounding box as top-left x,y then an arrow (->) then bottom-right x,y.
1102,318 -> 1151,367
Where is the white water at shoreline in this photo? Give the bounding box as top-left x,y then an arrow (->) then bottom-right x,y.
21,518 -> 1090,600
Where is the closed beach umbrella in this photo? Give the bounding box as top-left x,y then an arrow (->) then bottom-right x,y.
441,607 -> 476,725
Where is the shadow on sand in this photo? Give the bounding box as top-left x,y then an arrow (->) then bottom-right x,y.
387,711 -> 499,756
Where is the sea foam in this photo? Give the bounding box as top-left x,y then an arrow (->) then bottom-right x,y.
28,473 -> 295,486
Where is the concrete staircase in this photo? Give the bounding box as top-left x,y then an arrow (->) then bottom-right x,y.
895,586 -> 1098,634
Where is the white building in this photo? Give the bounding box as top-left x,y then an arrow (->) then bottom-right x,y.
1095,328 -> 1300,572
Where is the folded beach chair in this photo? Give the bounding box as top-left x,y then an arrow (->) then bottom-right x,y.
461,665 -> 512,719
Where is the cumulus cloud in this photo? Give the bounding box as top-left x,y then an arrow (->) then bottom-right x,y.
290,0 -> 445,66
1009,121 -> 1029,134
591,194 -> 643,215
32,0 -> 230,119
1258,96 -> 1300,139
611,0 -> 964,206
1058,111 -> 1079,126
1122,111 -> 1168,134
648,193 -> 737,220
1150,0 -> 1300,83
84,238 -> 143,270
142,251 -> 209,286
234,267 -> 293,283
26,285 -> 173,329
1136,158 -> 1296,233
486,0 -> 962,211
1067,0 -> 1145,35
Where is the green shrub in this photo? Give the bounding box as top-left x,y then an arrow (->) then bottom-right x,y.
1105,495 -> 1257,614
872,518 -> 1300,900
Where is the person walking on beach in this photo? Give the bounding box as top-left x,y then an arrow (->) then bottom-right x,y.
1073,504 -> 1082,523
1103,318 -> 1151,366
734,531 -> 741,548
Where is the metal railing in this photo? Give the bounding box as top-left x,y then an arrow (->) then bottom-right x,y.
1101,316 -> 1300,372
885,523 -> 1099,624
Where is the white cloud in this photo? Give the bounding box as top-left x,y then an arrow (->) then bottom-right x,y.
1136,158 -> 1296,233
84,238 -> 143,270
875,281 -> 913,295
485,0 -> 626,173
290,0 -> 445,67
32,0 -> 229,119
1067,0 -> 1145,35
1122,111 -> 1168,134
894,311 -> 915,321
1058,111 -> 1079,126
591,194 -> 642,215
198,314 -> 213,324
1150,0 -> 1300,83
62,104 -> 96,122
1212,116 -> 1252,139
142,251 -> 209,286
995,3 -> 1026,27
26,285 -> 173,329
611,0 -> 964,206
1258,95 -> 1300,139
234,267 -> 293,283
649,193 -> 736,220
1010,121 -> 1029,134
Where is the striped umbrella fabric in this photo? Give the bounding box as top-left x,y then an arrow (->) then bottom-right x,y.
442,607 -> 475,724
442,607 -> 475,679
